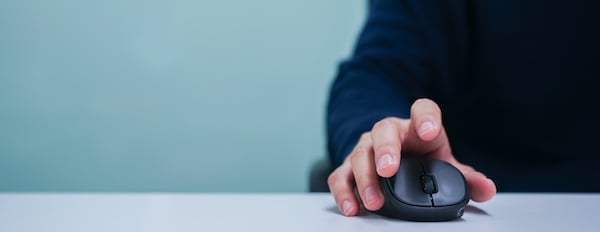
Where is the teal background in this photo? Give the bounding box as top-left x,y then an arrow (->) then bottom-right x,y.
0,0 -> 365,192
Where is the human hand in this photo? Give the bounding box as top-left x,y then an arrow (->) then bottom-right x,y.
328,98 -> 496,216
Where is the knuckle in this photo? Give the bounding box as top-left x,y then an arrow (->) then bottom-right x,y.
327,171 -> 338,187
412,98 -> 435,107
352,144 -> 370,158
355,146 -> 366,154
360,132 -> 371,141
431,103 -> 442,115
412,98 -> 425,106
414,98 -> 434,105
462,164 -> 475,172
351,133 -> 372,156
350,151 -> 361,163
375,143 -> 397,154
373,118 -> 395,130
355,176 -> 376,190
412,98 -> 436,109
351,168 -> 376,187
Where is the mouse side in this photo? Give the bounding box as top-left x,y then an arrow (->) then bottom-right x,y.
371,157 -> 470,221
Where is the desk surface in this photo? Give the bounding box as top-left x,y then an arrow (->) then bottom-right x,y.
0,193 -> 597,232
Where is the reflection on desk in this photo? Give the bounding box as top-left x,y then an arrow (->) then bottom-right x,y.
0,193 -> 597,232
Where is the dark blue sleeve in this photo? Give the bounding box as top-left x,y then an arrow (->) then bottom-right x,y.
326,0 -> 465,166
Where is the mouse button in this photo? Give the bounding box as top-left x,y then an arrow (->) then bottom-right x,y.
420,175 -> 438,194
424,160 -> 467,207
392,159 -> 433,206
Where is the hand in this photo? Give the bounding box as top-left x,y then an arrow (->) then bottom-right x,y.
328,98 -> 496,216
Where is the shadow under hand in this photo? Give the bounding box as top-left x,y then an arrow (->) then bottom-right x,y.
325,205 -> 341,215
324,205 -> 380,218
464,204 -> 490,216
324,204 -> 490,222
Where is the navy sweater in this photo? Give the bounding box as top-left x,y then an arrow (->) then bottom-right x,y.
327,0 -> 600,192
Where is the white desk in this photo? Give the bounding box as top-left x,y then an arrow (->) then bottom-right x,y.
0,193 -> 597,232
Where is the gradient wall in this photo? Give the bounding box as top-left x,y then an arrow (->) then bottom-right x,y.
0,0 -> 365,192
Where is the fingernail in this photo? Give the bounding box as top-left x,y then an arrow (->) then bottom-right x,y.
364,187 -> 377,207
342,200 -> 354,216
377,154 -> 394,171
419,121 -> 435,136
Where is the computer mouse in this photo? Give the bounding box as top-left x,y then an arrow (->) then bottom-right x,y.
371,157 -> 470,221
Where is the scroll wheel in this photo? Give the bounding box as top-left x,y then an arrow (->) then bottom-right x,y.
420,175 -> 438,194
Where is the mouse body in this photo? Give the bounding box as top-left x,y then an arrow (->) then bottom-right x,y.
372,157 -> 470,221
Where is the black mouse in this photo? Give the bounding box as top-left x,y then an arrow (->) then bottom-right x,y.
371,157 -> 470,221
